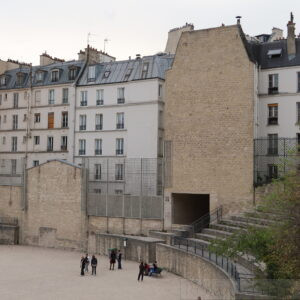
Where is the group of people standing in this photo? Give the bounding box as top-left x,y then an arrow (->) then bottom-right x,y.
80,250 -> 122,276
138,261 -> 160,281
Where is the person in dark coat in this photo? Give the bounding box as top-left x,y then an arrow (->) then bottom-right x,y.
110,250 -> 116,270
117,250 -> 122,269
80,256 -> 85,276
137,261 -> 145,281
91,255 -> 98,275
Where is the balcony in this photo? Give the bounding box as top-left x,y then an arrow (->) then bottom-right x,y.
47,147 -> 53,152
268,117 -> 278,125
79,149 -> 85,155
95,124 -> 102,130
116,149 -> 124,155
268,87 -> 278,95
96,99 -> 104,106
62,122 -> 68,128
79,125 -> 86,131
115,175 -> 123,181
117,98 -> 125,104
62,98 -> 68,104
116,123 -> 124,129
61,145 -> 68,151
94,174 -> 101,180
80,101 -> 87,106
95,149 -> 102,155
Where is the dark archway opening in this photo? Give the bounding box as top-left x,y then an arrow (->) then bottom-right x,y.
172,193 -> 210,224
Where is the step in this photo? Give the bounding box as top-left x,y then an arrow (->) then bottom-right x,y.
202,228 -> 233,239
171,229 -> 190,238
220,219 -> 266,229
195,233 -> 224,243
149,231 -> 175,243
171,224 -> 193,231
244,211 -> 283,221
210,223 -> 244,234
231,215 -> 275,226
186,238 -> 211,249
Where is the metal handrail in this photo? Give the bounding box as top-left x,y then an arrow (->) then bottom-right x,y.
191,205 -> 223,234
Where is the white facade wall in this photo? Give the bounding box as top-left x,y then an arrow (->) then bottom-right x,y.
257,66 -> 300,138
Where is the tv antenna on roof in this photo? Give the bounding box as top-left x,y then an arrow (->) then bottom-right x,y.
104,38 -> 110,53
87,32 -> 97,46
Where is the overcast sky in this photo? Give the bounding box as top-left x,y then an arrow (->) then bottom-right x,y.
1,0 -> 299,65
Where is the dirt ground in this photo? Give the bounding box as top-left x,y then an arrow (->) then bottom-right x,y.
0,245 -> 215,300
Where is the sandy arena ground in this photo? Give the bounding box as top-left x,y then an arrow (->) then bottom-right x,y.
0,245 -> 215,300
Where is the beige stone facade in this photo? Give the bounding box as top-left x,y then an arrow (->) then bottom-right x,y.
164,25 -> 256,228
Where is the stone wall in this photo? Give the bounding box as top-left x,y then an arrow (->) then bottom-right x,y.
164,25 -> 256,228
22,160 -> 87,250
0,185 -> 23,219
156,243 -> 236,299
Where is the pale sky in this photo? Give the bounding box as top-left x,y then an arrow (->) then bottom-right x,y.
1,0 -> 300,65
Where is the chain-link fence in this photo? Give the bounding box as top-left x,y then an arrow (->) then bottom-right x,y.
254,138 -> 300,186
85,158 -> 164,219
0,158 -> 24,186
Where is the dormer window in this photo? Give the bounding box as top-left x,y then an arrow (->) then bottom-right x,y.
16,73 -> 25,86
88,65 -> 96,82
103,71 -> 110,79
267,49 -> 282,58
141,62 -> 149,79
51,70 -> 59,82
69,68 -> 77,80
36,71 -> 44,82
124,68 -> 133,81
0,75 -> 6,86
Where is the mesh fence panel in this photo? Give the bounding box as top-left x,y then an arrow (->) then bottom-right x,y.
0,158 -> 24,186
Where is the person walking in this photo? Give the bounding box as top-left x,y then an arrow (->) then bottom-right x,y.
91,255 -> 98,275
117,250 -> 122,270
137,261 -> 145,281
84,253 -> 90,273
110,250 -> 116,270
80,256 -> 85,276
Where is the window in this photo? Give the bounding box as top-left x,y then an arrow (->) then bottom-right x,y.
116,138 -> 124,155
51,70 -> 59,82
116,113 -> 124,129
11,159 -> 17,174
62,88 -> 68,104
61,136 -> 68,151
79,139 -> 86,155
141,62 -> 149,79
36,72 -> 43,82
103,71 -> 110,78
4,115 -> 6,123
35,90 -> 41,105
80,91 -> 87,106
158,84 -> 163,97
268,134 -> 278,155
33,160 -> 39,167
298,72 -> 300,92
0,75 -> 6,86
61,112 -> 68,128
16,73 -> 25,86
94,164 -> 101,180
95,139 -> 102,155
2,136 -> 6,144
12,115 -> 18,130
48,89 -> 55,104
88,66 -> 96,81
48,112 -> 54,129
22,136 -> 26,144
268,164 -> 278,180
79,115 -> 86,130
23,114 -> 27,121
268,74 -> 279,94
13,93 -> 19,108
124,68 -> 132,81
115,189 -> 123,195
47,136 -> 53,152
268,104 -> 278,125
115,164 -> 124,181
69,68 -> 77,80
117,87 -> 125,104
34,136 -> 40,145
95,114 -> 103,130
0,94 -> 2,105
297,103 -> 300,123
267,49 -> 282,58
94,189 -> 101,194
96,89 -> 104,105
34,113 -> 41,123
11,137 -> 17,152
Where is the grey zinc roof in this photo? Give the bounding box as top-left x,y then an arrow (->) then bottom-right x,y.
77,54 -> 174,86
0,60 -> 84,90
252,38 -> 300,69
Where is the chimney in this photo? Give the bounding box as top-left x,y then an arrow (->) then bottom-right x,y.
287,12 -> 296,58
78,46 -> 115,63
40,52 -> 64,66
270,27 -> 283,41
